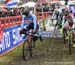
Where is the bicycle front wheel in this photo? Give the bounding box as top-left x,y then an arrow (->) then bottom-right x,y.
23,40 -> 30,60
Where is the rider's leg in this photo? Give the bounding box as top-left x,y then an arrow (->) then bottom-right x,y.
54,25 -> 56,37
28,35 -> 33,48
27,23 -> 43,41
72,30 -> 75,47
72,30 -> 75,43
20,28 -> 28,35
26,23 -> 34,30
54,21 -> 58,37
28,35 -> 33,57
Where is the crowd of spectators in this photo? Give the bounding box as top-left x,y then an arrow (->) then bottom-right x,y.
36,3 -> 60,12
0,7 -> 24,17
36,3 -> 61,16
0,3 -> 75,18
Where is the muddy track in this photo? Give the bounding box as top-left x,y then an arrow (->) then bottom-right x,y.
2,38 -> 74,65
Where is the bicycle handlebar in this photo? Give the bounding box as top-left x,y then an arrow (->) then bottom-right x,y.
21,30 -> 40,37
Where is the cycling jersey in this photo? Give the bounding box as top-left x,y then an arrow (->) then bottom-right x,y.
63,15 -> 74,30
21,13 -> 37,31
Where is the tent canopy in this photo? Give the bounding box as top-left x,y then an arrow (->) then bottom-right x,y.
20,2 -> 36,7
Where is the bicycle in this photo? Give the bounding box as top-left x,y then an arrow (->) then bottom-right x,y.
63,27 -> 75,54
20,29 -> 42,60
63,19 -> 74,54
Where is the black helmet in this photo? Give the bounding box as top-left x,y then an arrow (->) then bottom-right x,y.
23,7 -> 30,16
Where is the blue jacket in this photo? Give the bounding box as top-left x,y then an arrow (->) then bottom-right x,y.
21,13 -> 37,30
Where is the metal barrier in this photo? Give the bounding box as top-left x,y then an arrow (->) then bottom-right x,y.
0,16 -> 22,29
36,11 -> 53,20
0,16 -> 23,56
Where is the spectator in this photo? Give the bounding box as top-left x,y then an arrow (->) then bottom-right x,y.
36,5 -> 42,12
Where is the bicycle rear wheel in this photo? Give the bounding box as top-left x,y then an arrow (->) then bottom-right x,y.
23,40 -> 30,60
68,32 -> 73,54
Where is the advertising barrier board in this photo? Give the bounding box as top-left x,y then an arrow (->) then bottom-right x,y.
0,25 -> 26,56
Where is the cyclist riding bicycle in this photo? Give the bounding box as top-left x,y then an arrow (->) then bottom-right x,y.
20,8 -> 42,47
63,8 -> 74,42
20,8 -> 43,59
63,8 -> 74,31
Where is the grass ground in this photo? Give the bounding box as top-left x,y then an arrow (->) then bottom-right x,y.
0,37 -> 75,65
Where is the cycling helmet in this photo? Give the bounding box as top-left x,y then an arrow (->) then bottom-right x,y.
23,7 -> 30,16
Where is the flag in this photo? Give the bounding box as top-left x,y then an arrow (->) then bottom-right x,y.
6,0 -> 17,8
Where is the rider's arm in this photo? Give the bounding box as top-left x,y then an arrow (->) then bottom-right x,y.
21,15 -> 25,29
32,15 -> 37,31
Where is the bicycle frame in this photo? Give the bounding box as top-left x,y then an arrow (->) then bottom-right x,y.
22,31 -> 40,60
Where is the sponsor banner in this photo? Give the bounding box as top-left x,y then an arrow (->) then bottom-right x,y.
0,25 -> 26,55
40,31 -> 62,37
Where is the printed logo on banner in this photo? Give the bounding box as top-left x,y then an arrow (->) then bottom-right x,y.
40,31 -> 62,37
0,29 -> 3,44
0,25 -> 26,55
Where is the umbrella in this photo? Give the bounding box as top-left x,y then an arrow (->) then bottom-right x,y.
21,2 -> 36,7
